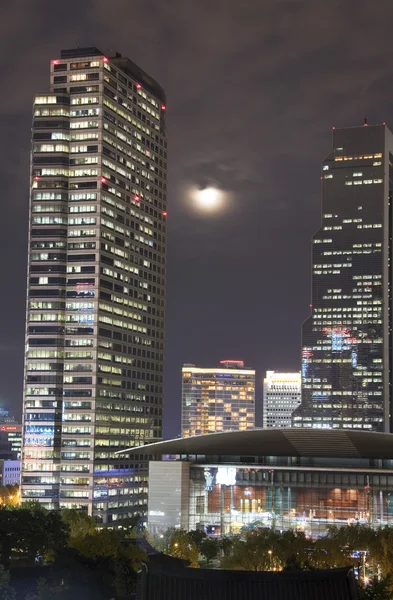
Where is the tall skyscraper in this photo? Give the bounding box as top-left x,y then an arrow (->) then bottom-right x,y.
181,360 -> 255,437
262,371 -> 301,428
22,47 -> 167,523
293,124 -> 393,431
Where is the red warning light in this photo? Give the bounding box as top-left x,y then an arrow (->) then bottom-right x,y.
161,105 -> 166,111
309,304 -> 312,308
33,176 -> 40,181
101,177 -> 107,183
103,57 -> 108,62
52,60 -> 59,65
134,195 -> 140,201
162,211 -> 167,217
332,126 -> 336,130
136,83 -> 141,89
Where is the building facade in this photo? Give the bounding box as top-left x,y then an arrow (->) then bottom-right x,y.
262,371 -> 301,428
0,424 -> 22,459
133,429 -> 393,539
21,47 -> 167,523
0,460 -> 21,487
181,361 -> 255,437
294,124 -> 393,431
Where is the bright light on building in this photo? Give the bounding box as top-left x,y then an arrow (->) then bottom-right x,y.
181,362 -> 255,437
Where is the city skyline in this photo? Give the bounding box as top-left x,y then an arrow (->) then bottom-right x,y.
2,3 -> 393,439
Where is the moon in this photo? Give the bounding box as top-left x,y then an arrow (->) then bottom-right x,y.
193,187 -> 223,211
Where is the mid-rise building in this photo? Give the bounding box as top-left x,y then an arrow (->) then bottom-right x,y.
262,371 -> 301,428
181,361 -> 255,437
294,124 -> 393,431
21,47 -> 167,523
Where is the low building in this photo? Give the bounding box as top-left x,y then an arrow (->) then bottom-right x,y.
137,564 -> 358,600
119,429 -> 393,538
0,459 -> 20,486
0,424 -> 22,459
263,371 -> 301,428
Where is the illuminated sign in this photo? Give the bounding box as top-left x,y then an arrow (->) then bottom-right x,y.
216,467 -> 237,486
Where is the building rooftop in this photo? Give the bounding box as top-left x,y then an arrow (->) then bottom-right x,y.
59,47 -> 166,103
118,427 -> 393,459
138,564 -> 358,600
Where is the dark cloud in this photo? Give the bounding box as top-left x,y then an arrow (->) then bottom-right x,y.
1,0 -> 393,434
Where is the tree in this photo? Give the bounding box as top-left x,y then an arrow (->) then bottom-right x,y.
358,575 -> 393,600
25,578 -> 61,600
188,529 -> 207,549
221,529 -> 281,571
61,508 -> 96,540
0,565 -> 15,600
0,485 -> 19,507
0,507 -> 68,567
200,537 -> 220,565
275,530 -> 310,568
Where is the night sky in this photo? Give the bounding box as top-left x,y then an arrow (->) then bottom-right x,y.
2,0 -> 393,438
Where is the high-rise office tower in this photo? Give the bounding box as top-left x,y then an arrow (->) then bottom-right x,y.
293,124 -> 393,431
22,47 -> 167,523
181,360 -> 255,437
262,371 -> 301,428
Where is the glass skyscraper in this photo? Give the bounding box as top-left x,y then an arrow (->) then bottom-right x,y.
21,47 -> 167,523
294,124 -> 393,432
181,361 -> 255,437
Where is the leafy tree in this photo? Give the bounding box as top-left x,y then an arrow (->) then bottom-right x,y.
188,529 -> 207,549
358,575 -> 393,600
313,535 -> 351,569
282,555 -> 304,571
0,485 -> 19,507
169,529 -> 200,567
219,536 -> 234,556
0,565 -> 15,600
275,529 -> 310,568
200,537 -> 220,565
0,507 -> 68,567
25,578 -> 55,600
221,529 -> 281,571
61,508 -> 96,540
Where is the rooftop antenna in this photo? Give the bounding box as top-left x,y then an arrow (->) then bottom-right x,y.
364,117 -> 368,126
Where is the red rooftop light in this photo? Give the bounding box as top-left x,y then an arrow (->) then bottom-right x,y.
162,211 -> 167,216
161,105 -> 166,111
33,176 -> 40,181
100,177 -> 107,183
103,57 -> 108,62
136,83 -> 141,89
134,194 -> 140,201
52,60 -> 59,65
